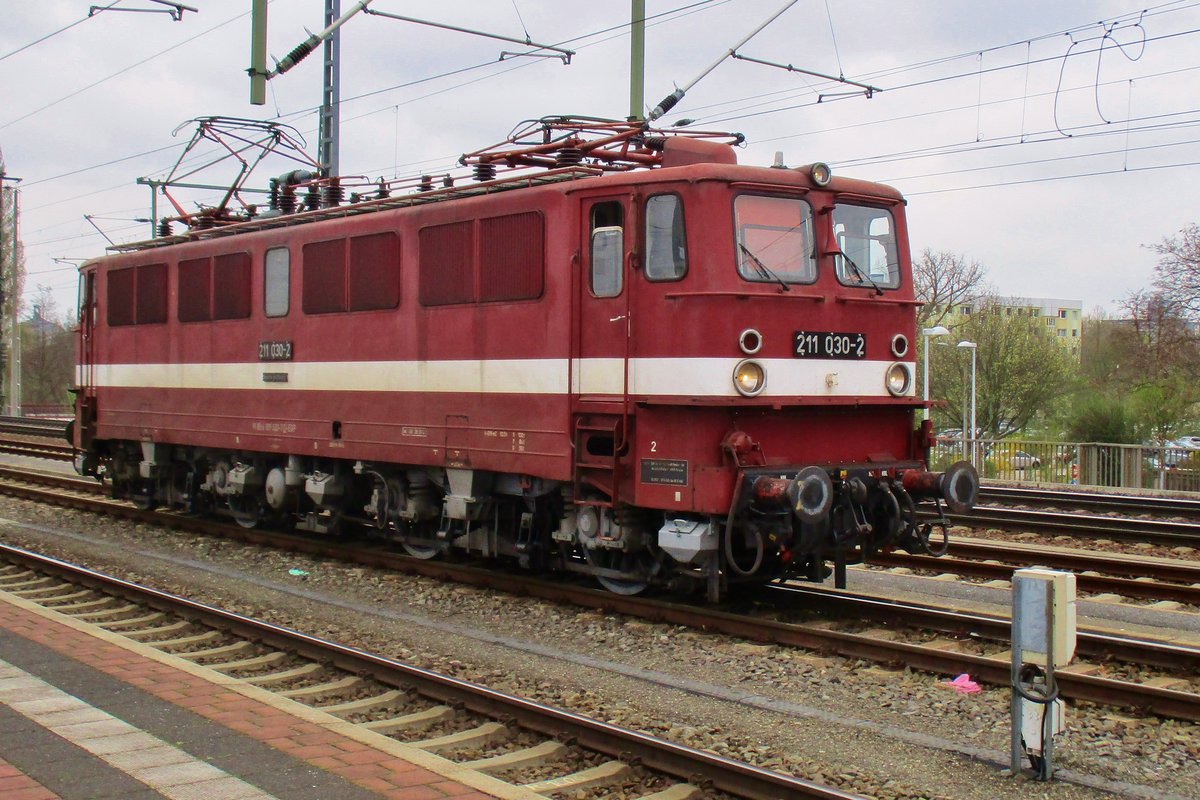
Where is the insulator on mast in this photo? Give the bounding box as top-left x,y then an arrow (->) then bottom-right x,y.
473,162 -> 497,182
556,147 -> 583,166
303,184 -> 320,211
279,185 -> 297,213
321,179 -> 344,208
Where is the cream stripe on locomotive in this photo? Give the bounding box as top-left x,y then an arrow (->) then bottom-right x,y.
80,358 -> 916,398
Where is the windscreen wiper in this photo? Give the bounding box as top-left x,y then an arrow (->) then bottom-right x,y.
839,251 -> 883,296
737,241 -> 790,292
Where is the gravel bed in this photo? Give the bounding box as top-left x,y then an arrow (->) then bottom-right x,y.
1,495 -> 1196,799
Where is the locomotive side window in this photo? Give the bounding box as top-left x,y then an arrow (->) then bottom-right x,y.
349,232 -> 401,311
106,268 -> 136,326
419,221 -> 474,306
302,239 -> 348,313
213,252 -> 252,320
644,194 -> 687,281
419,215 -> 542,306
264,247 -> 289,317
135,263 -> 168,324
178,258 -> 211,322
479,212 -> 544,302
832,204 -> 900,290
733,195 -> 816,285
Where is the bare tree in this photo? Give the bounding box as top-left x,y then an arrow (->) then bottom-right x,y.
1150,224 -> 1200,317
20,286 -> 74,409
912,249 -> 987,330
1121,290 -> 1200,382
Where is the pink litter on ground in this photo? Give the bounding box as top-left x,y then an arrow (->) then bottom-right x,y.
941,673 -> 982,694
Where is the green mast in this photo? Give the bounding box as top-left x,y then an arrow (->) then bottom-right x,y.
629,0 -> 645,121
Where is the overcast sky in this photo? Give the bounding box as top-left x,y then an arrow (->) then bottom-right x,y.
2,0 -> 1198,319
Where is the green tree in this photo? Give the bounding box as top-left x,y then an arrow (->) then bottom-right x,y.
1065,393 -> 1139,443
928,296 -> 1076,438
1108,291 -> 1200,438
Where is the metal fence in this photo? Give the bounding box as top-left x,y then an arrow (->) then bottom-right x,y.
930,437 -> 1200,493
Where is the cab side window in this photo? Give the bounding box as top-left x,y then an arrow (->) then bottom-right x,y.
644,194 -> 687,281
589,201 -> 624,298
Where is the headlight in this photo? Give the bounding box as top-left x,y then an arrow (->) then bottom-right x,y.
733,359 -> 767,397
885,362 -> 912,396
738,328 -> 763,355
810,162 -> 832,186
890,333 -> 909,358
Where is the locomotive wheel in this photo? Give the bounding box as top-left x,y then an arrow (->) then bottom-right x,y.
398,519 -> 440,559
401,540 -> 439,559
228,496 -> 264,529
131,489 -> 157,511
583,546 -> 653,595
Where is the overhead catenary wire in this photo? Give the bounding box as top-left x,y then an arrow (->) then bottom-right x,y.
903,157 -> 1200,196
0,6 -> 253,131
689,25 -> 1200,127
13,0 -> 1200,279
0,2 -> 123,64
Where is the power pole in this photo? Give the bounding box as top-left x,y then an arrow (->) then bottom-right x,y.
318,0 -> 340,176
629,0 -> 645,121
250,0 -> 268,105
0,164 -> 23,416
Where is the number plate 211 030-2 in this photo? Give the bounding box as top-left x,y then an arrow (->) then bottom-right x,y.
793,331 -> 866,359
258,341 -> 293,361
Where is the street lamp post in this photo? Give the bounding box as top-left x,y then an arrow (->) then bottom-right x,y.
958,341 -> 977,466
921,326 -> 950,422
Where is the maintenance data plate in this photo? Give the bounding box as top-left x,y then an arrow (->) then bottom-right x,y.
793,331 -> 866,359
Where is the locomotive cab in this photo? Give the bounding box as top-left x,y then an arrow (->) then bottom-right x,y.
567,152 -> 978,597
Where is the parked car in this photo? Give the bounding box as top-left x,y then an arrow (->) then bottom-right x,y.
1012,450 -> 1042,469
1176,435 -> 1200,449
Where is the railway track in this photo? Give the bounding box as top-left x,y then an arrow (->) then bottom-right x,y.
978,484 -> 1200,516
872,538 -> 1200,605
941,505 -> 1200,547
2,467 -> 1199,722
0,415 -> 69,438
0,544 -> 856,800
0,434 -> 74,462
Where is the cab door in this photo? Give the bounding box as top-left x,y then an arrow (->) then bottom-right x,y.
73,266 -> 98,448
575,195 -> 632,405
572,194 -> 633,505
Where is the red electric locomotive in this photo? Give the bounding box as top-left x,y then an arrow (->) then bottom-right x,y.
71,117 -> 977,600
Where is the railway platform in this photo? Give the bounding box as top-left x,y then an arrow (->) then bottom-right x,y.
0,590 -> 518,800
